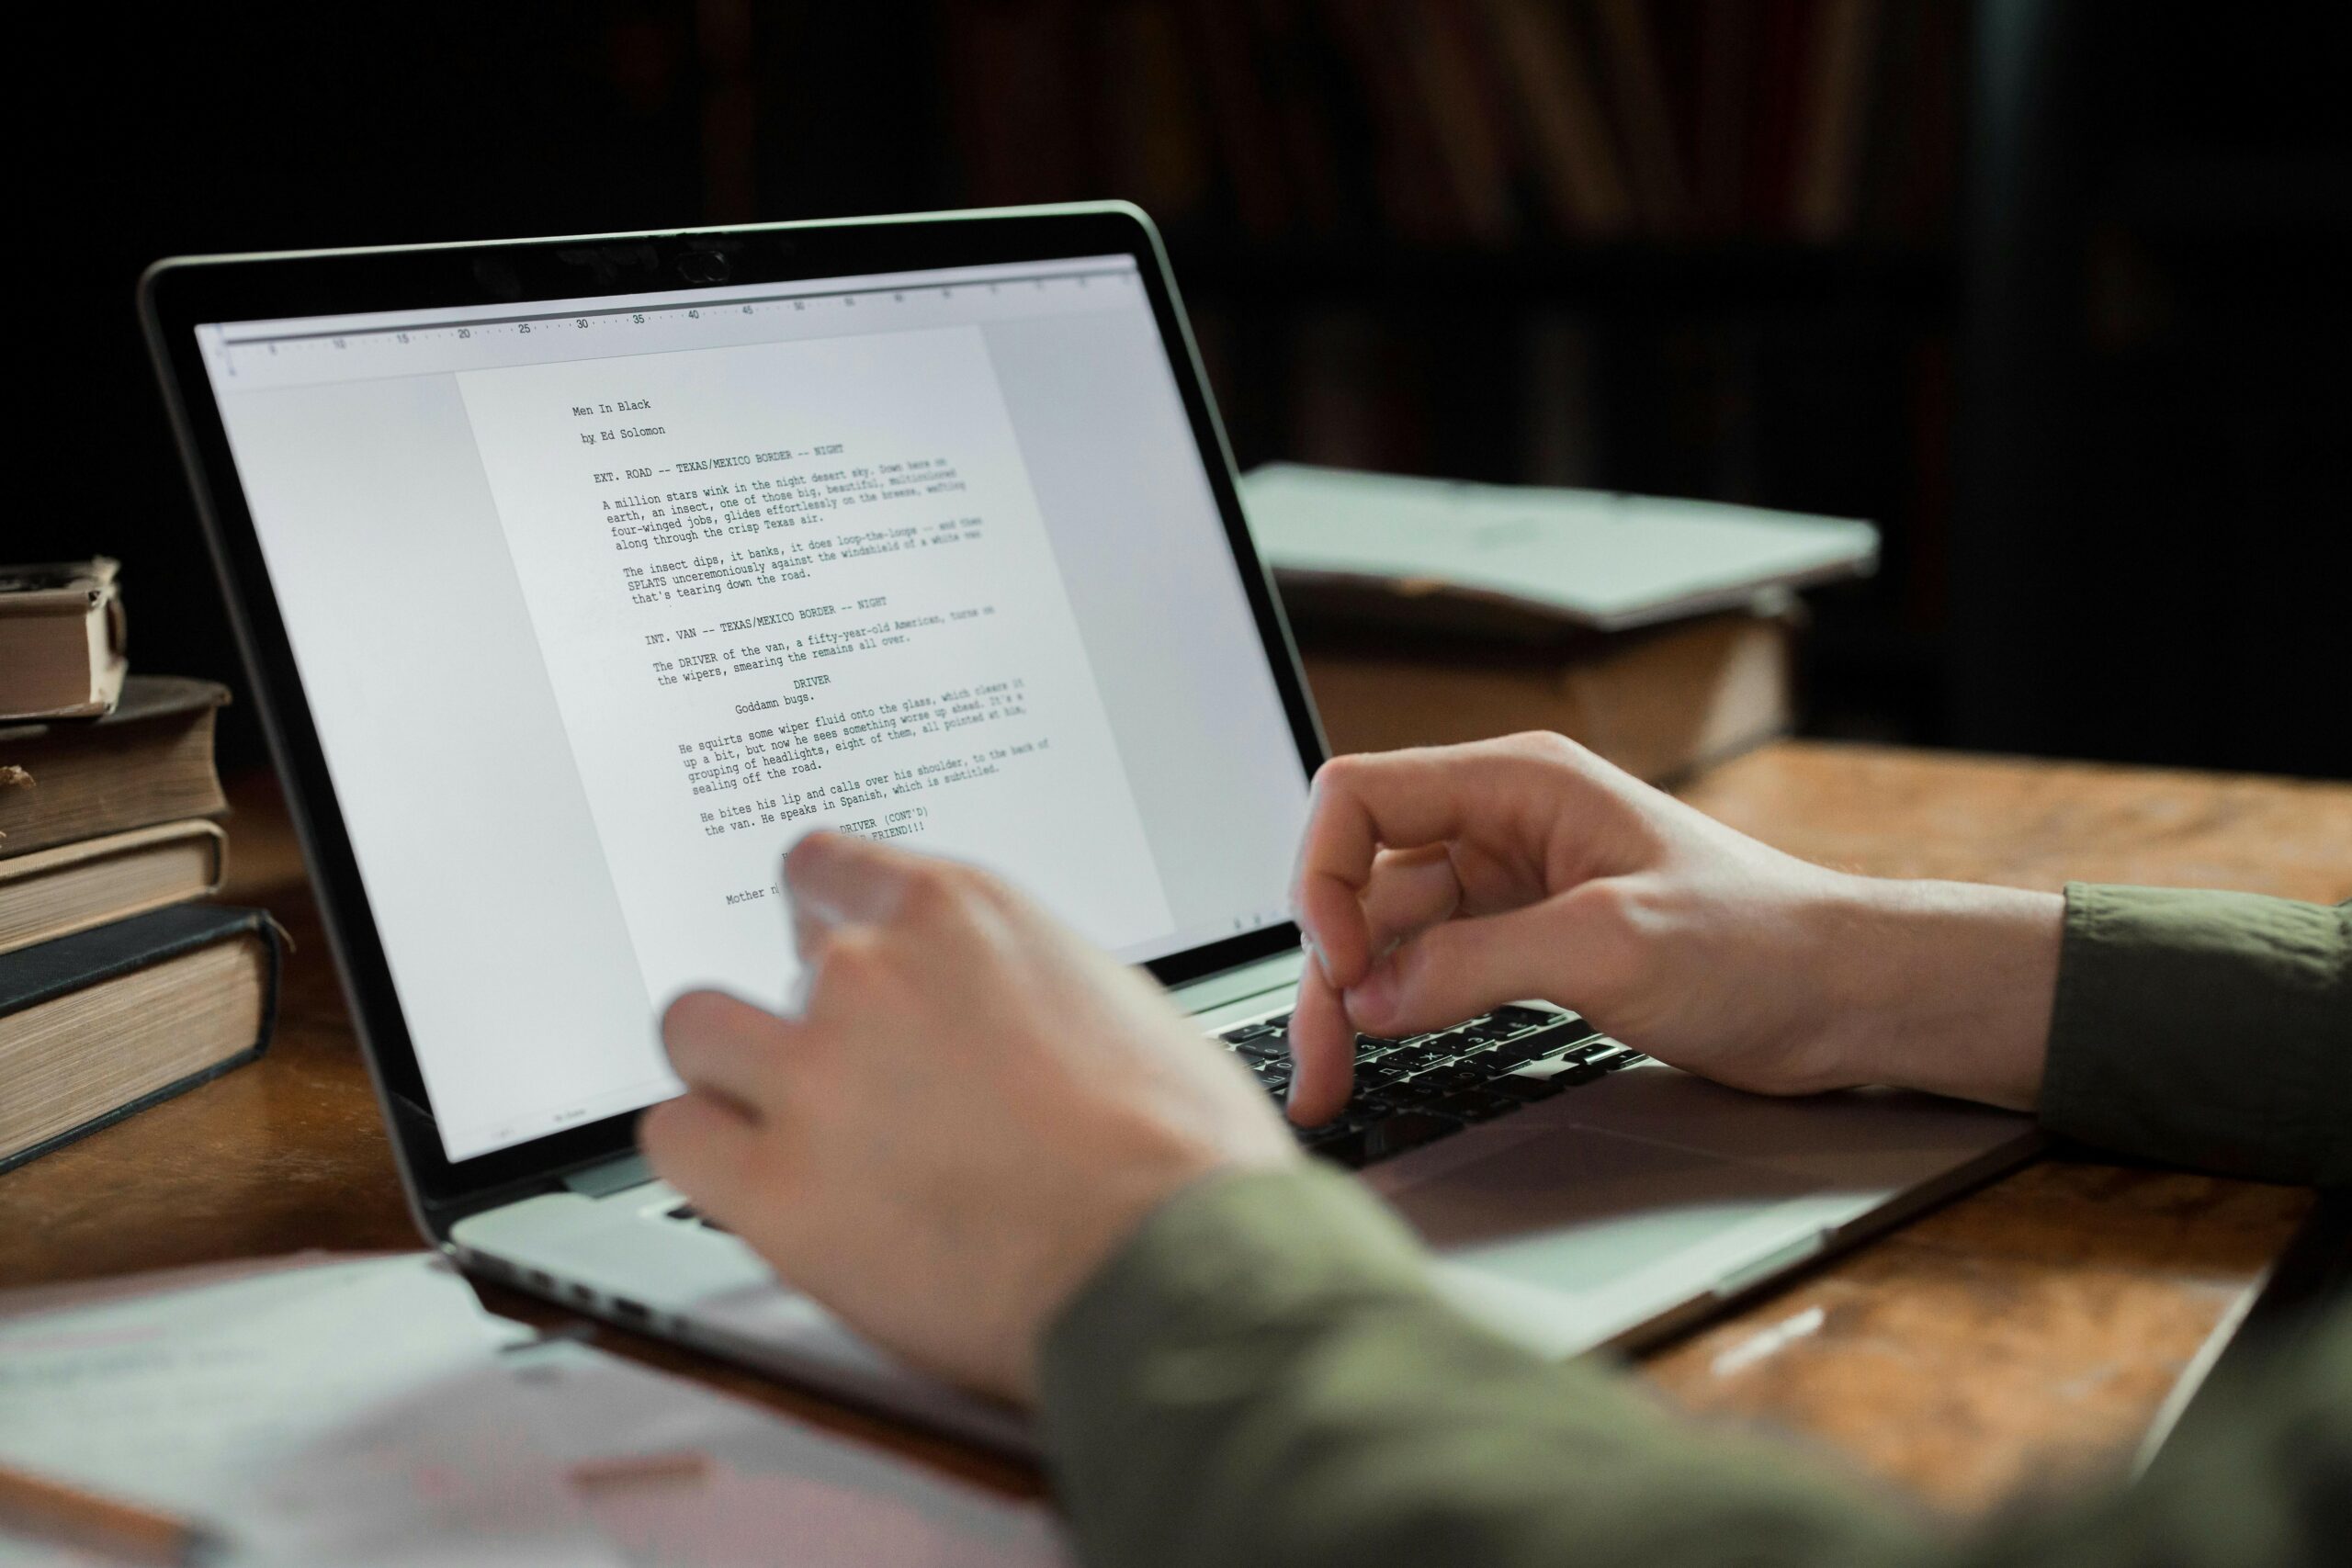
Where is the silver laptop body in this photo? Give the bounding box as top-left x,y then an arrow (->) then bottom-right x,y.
450,946 -> 2029,1453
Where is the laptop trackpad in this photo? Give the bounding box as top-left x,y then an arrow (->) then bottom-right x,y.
1372,1124 -> 1822,1293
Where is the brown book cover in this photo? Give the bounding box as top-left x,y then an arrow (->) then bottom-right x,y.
1102,1 -> 1215,226
0,678 -> 230,860
0,820 -> 229,956
1402,3 -> 1521,244
1482,0 -> 1635,238
1790,0 -> 1881,241
1298,610 -> 1795,785
1319,0 -> 1456,242
0,903 -> 280,1173
0,558 -> 129,721
1589,0 -> 1690,235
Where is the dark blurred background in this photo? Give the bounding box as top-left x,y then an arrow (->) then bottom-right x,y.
22,1 -> 2349,777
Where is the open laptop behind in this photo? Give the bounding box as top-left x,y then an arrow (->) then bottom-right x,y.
143,204 -> 2034,1452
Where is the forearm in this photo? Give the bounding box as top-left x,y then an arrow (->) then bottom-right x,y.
1040,1164 -> 2352,1568
1041,1166 -> 1927,1568
1809,880 -> 2347,1183
1814,878 -> 2065,1111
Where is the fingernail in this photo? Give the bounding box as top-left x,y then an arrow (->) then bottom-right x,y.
1344,970 -> 1394,1026
1301,932 -> 1330,984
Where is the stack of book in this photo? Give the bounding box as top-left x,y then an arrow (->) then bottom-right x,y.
1243,464 -> 1879,783
0,560 -> 281,1175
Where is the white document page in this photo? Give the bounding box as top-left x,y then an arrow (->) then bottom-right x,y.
0,1257 -> 1067,1568
0,1256 -> 616,1568
499,1341 -> 1069,1568
456,326 -> 1175,1020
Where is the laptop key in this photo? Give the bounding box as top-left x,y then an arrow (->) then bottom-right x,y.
1487,1020 -> 1603,1066
1492,1073 -> 1566,1102
1298,1121 -> 1369,1164
1359,1111 -> 1465,1162
1431,1089 -> 1518,1122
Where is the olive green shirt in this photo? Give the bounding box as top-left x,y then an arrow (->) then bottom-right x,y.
1040,885 -> 2351,1568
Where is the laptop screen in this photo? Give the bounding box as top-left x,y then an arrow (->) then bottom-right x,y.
195,253 -> 1312,1162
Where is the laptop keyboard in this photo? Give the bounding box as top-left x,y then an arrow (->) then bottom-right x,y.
1217,1006 -> 1650,1168
657,1007 -> 1646,1237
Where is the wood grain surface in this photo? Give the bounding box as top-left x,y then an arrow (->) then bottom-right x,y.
1645,742 -> 2345,1512
2,744 -> 2343,1515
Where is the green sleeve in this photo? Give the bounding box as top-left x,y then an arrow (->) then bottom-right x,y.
2040,886 -> 2350,1185
1039,1163 -> 1928,1568
1039,1165 -> 2352,1568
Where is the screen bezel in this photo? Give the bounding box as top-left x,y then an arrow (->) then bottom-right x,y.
141,204 -> 1329,1225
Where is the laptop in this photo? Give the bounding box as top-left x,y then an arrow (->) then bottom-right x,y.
142,204 -> 2036,1452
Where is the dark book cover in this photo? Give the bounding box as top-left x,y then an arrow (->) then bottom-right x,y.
0,676 -> 229,859
0,903 -> 281,1174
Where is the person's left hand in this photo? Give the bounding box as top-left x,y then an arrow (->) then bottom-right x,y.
639,829 -> 1299,1404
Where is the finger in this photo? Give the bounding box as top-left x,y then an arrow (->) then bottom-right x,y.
661,988 -> 798,1116
790,882 -> 830,964
1360,845 -> 1464,955
1284,942 -> 1356,1126
1294,749 -> 1521,987
639,1089 -> 766,1219
1293,738 -> 1651,987
797,929 -> 923,1056
785,829 -> 922,927
1341,897 -> 1567,1039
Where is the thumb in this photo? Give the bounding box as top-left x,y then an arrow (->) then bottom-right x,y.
1341,899 -> 1566,1038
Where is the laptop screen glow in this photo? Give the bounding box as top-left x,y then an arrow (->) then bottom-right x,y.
198,254 -> 1310,1161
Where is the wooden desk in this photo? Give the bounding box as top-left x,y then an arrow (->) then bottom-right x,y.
4,743 -> 2345,1516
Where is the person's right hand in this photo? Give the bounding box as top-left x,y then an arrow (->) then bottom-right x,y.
1284,734 -> 2064,1126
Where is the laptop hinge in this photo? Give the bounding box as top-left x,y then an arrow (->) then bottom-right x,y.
562,1152 -> 653,1198
1169,948 -> 1306,1018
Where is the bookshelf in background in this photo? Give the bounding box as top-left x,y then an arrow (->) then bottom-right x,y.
936,0 -> 1976,749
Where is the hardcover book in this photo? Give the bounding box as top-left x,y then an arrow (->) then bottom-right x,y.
0,558 -> 129,721
0,820 -> 229,956
0,678 -> 229,860
0,904 -> 280,1173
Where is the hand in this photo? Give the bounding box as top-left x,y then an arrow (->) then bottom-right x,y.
639,830 -> 1298,1404
1285,734 -> 2064,1125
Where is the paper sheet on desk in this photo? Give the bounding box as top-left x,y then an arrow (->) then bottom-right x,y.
498,1341 -> 1069,1568
0,1255 -> 1067,1568
0,1254 -> 613,1567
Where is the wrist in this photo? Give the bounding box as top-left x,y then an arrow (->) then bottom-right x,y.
1011,1139 -> 1298,1402
1815,877 -> 2064,1111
